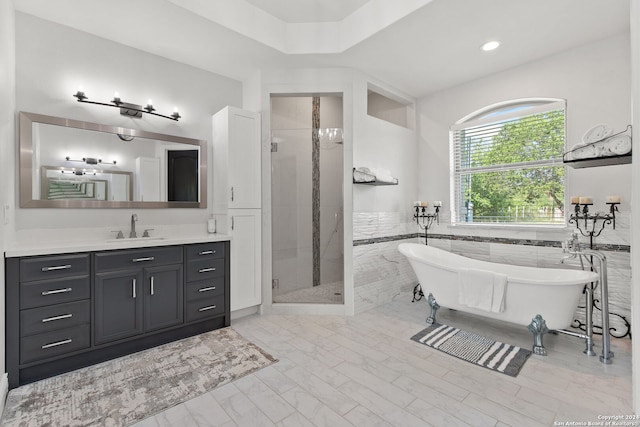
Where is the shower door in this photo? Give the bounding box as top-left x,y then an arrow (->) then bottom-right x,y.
271,108 -> 344,304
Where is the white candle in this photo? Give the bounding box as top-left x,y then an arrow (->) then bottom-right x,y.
420,201 -> 428,207
570,196 -> 580,204
413,201 -> 421,207
578,197 -> 593,205
433,201 -> 442,207
607,195 -> 621,203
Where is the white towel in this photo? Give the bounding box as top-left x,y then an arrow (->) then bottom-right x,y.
458,268 -> 508,313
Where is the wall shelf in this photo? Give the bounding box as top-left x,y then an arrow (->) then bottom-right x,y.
563,152 -> 632,169
352,168 -> 398,185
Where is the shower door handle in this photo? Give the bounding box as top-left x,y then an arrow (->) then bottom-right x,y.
231,216 -> 234,231
230,186 -> 234,202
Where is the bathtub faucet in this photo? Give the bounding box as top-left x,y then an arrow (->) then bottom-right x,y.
560,233 -> 613,364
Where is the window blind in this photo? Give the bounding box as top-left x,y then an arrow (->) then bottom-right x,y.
450,100 -> 566,225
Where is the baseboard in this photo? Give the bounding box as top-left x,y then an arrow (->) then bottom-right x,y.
231,305 -> 259,321
0,373 -> 9,419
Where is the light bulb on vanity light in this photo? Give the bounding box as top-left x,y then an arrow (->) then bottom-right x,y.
145,99 -> 155,113
112,91 -> 122,105
171,106 -> 181,120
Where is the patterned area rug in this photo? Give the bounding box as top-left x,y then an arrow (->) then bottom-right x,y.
411,323 -> 531,377
2,327 -> 277,427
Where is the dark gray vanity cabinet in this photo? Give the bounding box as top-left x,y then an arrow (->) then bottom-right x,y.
12,254 -> 92,366
6,240 -> 230,389
185,242 -> 226,322
94,246 -> 184,345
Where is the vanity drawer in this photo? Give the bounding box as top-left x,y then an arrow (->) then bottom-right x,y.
186,295 -> 225,322
20,324 -> 90,365
20,300 -> 90,337
186,242 -> 225,261
20,275 -> 90,309
186,278 -> 225,302
20,254 -> 89,282
95,246 -> 183,272
186,258 -> 225,282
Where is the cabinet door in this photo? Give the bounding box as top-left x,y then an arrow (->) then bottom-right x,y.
94,269 -> 143,345
213,106 -> 261,209
229,209 -> 262,310
143,264 -> 184,332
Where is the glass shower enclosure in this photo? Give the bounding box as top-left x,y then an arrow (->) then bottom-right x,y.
271,95 -> 344,304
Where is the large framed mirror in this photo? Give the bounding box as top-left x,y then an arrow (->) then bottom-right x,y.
19,111 -> 207,208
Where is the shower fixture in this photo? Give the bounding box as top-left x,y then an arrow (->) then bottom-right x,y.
568,196 -> 620,248
413,201 -> 441,245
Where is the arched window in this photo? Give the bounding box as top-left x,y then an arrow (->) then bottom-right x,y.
450,98 -> 566,225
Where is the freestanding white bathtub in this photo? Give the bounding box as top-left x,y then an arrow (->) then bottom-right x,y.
398,243 -> 599,333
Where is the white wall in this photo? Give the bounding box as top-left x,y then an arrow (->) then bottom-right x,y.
0,0 -> 16,399
13,12 -> 242,234
630,0 -> 640,414
417,33 -> 631,241
353,74 -> 417,213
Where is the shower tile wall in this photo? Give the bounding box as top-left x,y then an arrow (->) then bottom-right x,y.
353,210 -> 632,340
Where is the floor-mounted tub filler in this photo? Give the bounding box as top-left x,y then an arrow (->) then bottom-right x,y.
399,238 -> 613,364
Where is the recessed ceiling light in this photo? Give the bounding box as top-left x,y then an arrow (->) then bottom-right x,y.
481,40 -> 501,52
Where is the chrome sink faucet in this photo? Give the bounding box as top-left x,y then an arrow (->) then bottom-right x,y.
130,214 -> 138,238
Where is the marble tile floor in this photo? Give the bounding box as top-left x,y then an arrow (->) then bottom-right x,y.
131,294 -> 632,427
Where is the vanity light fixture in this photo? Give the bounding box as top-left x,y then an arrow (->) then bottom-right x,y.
73,89 -> 181,121
65,156 -> 116,165
481,40 -> 501,51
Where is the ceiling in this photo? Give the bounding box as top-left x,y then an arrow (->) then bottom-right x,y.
12,0 -> 631,99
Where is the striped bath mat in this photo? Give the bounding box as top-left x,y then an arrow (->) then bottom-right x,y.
411,323 -> 532,377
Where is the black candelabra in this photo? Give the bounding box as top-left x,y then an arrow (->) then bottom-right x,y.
568,199 -> 619,248
413,204 -> 440,245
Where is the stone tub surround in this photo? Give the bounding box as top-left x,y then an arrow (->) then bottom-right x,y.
352,211 -> 632,338
6,224 -> 231,257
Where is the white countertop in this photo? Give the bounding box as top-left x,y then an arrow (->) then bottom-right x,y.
5,233 -> 231,258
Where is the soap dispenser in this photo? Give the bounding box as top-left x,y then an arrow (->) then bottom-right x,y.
207,214 -> 217,234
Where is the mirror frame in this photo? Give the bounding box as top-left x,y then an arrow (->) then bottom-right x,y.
19,111 -> 207,208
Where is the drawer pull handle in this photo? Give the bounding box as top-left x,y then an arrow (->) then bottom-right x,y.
198,267 -> 216,273
42,314 -> 73,323
41,264 -> 71,272
41,287 -> 73,296
150,276 -> 154,296
198,286 -> 217,292
198,305 -> 217,312
132,257 -> 155,263
199,250 -> 215,255
132,278 -> 137,299
41,338 -> 72,349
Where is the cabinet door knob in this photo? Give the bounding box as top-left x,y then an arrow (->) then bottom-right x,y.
199,250 -> 214,255
132,278 -> 137,299
198,286 -> 216,292
150,276 -> 155,296
198,267 -> 216,273
198,305 -> 217,312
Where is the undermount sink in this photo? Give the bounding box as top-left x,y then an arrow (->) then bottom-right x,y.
106,237 -> 167,243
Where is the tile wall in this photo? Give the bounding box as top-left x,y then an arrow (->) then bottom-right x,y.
353,211 -> 632,341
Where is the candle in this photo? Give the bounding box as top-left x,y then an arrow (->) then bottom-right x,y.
570,196 -> 580,204
433,201 -> 442,207
413,201 -> 421,207
420,201 -> 428,207
578,197 -> 593,205
607,196 -> 621,203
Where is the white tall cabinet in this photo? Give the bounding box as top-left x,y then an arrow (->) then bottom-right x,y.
212,106 -> 262,311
